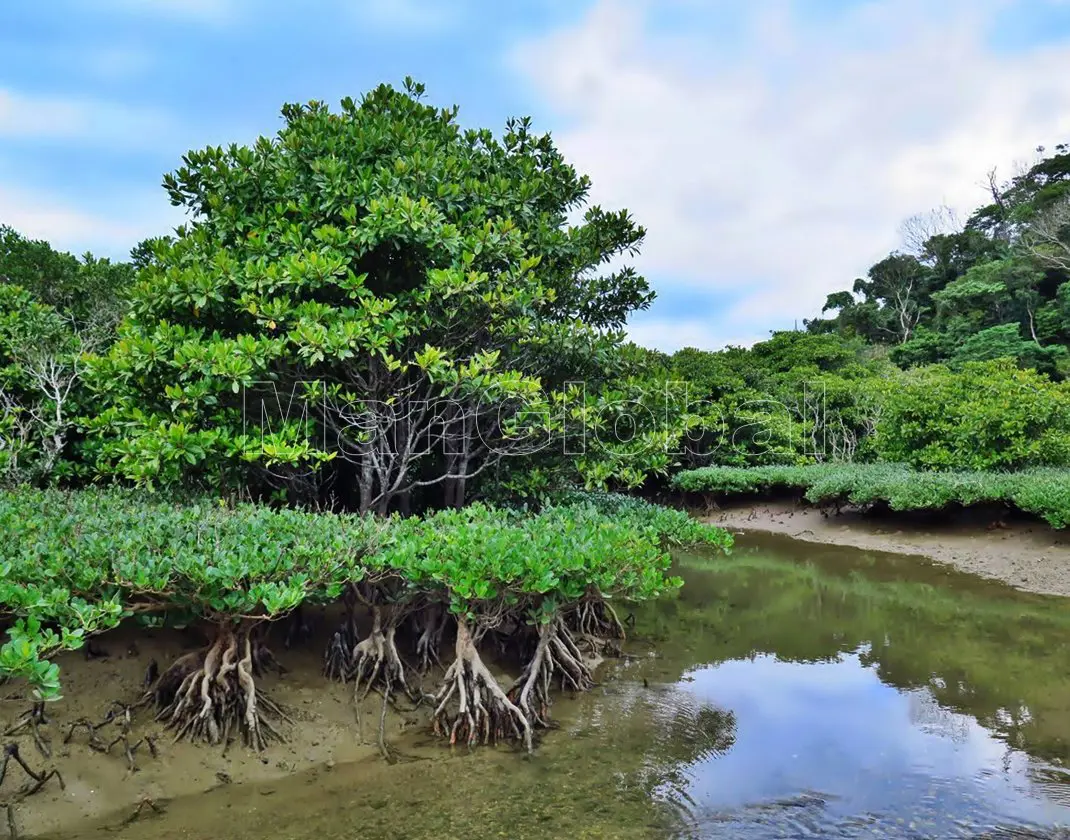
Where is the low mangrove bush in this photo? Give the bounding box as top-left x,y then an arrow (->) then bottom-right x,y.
0,488 -> 731,751
671,463 -> 1070,528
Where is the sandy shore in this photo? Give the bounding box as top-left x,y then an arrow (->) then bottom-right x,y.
706,502 -> 1070,598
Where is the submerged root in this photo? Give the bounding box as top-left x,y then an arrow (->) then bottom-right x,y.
509,615 -> 594,729
433,618 -> 531,752
149,626 -> 290,751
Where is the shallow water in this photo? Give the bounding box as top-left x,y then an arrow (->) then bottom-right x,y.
54,534 -> 1070,839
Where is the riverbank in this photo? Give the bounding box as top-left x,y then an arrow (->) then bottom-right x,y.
705,501 -> 1070,597
2,619 -> 413,838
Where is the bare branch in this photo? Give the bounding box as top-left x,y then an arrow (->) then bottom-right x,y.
898,205 -> 960,257
1021,196 -> 1070,273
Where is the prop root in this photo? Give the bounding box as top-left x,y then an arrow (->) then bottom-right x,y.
323,600 -> 359,683
150,625 -> 289,751
351,607 -> 414,704
433,618 -> 531,751
568,595 -> 627,655
509,614 -> 593,728
572,596 -> 625,640
413,604 -> 446,673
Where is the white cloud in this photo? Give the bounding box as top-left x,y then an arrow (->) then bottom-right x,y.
0,88 -> 178,149
0,183 -> 185,259
513,0 -> 1070,349
626,317 -> 767,352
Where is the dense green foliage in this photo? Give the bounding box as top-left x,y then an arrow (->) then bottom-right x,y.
548,490 -> 734,551
875,359 -> 1070,470
0,225 -> 133,332
0,228 -> 135,484
671,462 -> 1070,528
370,502 -> 688,622
0,489 -> 378,697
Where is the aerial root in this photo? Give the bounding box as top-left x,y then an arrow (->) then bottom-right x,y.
572,597 -> 626,641
64,702 -> 157,772
323,607 -> 359,683
0,742 -> 64,799
433,618 -> 532,752
149,626 -> 290,751
509,615 -> 594,729
413,604 -> 446,673
352,616 -> 414,704
568,596 -> 627,656
4,704 -> 50,759
284,605 -> 314,650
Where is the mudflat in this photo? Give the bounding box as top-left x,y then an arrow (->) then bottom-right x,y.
706,502 -> 1070,597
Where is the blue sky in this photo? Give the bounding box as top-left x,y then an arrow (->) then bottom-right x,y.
3,0 -> 1070,351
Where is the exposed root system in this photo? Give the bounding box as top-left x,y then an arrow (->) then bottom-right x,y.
568,595 -> 627,655
571,596 -> 626,641
0,742 -> 64,800
412,603 -> 446,673
509,614 -> 593,728
64,702 -> 157,772
4,704 -> 49,759
351,607 -> 414,705
1,740 -> 66,840
150,624 -> 290,751
119,796 -> 167,827
433,618 -> 531,751
284,605 -> 314,650
323,593 -> 360,682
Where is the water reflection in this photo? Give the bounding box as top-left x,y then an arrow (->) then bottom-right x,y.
636,653 -> 1068,837
596,535 -> 1070,838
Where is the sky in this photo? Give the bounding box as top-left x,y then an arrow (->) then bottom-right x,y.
3,0 -> 1070,352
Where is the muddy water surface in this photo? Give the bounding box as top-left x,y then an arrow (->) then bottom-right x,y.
27,535 -> 1070,838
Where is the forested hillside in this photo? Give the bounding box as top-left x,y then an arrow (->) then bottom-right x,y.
806,144 -> 1070,375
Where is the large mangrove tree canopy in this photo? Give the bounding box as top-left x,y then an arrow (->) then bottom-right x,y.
87,79 -> 654,511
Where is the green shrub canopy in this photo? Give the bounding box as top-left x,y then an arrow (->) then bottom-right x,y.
672,462 -> 1070,529
0,489 -> 731,700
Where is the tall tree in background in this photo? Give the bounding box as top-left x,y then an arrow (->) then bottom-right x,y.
0,227 -> 134,483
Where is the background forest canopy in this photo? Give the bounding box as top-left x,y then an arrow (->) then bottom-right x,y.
1,81 -> 1070,511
